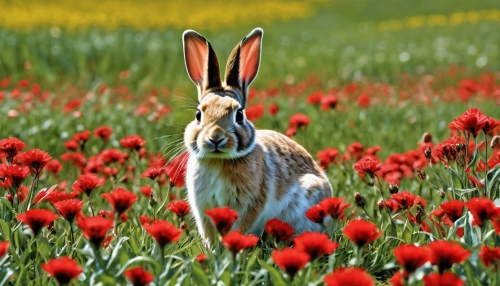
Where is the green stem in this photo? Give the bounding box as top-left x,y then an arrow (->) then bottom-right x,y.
357,246 -> 363,266
70,222 -> 75,250
484,131 -> 489,198
88,195 -> 95,216
23,172 -> 40,212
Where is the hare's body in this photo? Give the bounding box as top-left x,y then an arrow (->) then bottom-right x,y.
187,129 -> 331,240
181,28 -> 332,243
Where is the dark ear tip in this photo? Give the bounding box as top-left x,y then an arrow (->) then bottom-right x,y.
183,30 -> 207,42
252,28 -> 263,36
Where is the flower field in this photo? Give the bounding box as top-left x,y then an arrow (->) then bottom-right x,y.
1,0 -> 500,285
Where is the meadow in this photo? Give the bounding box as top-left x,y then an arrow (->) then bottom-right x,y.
0,0 -> 500,285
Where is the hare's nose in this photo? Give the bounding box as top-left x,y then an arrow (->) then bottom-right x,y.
209,137 -> 223,146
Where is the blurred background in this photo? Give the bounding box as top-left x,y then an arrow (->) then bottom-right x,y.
0,0 -> 499,158
1,0 -> 498,89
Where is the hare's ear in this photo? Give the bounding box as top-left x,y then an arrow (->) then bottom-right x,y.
183,30 -> 222,100
225,28 -> 263,107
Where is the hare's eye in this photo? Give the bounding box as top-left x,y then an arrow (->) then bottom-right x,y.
195,109 -> 201,122
235,109 -> 244,124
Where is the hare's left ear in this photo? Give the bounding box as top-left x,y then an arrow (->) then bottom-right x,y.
224,28 -> 263,107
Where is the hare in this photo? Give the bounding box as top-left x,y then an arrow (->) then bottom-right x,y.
182,28 -> 332,244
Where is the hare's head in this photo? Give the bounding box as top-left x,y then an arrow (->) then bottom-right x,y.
182,28 -> 263,159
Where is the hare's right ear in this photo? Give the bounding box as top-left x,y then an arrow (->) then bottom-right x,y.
183,30 -> 222,100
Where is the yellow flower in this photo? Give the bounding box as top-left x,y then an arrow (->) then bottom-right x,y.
0,0 -> 330,31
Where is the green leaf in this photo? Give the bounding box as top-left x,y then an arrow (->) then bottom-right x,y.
219,270 -> 231,285
0,219 -> 10,239
463,211 -> 479,247
258,259 -> 286,286
466,147 -> 479,169
106,237 -> 129,269
191,262 -> 210,286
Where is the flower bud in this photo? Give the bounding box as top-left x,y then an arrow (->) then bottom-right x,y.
491,135 -> 500,149
438,190 -> 445,198
416,205 -> 425,224
424,146 -> 432,161
180,222 -> 188,231
389,184 -> 399,194
354,192 -> 366,208
417,169 -> 426,180
149,192 -> 157,207
422,132 -> 432,143
377,199 -> 384,210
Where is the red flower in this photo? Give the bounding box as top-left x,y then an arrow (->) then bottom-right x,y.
343,218 -> 383,248
102,187 -> 138,215
388,271 -> 404,286
391,191 -> 417,210
289,114 -> 311,129
120,135 -> 146,151
76,215 -> 113,247
165,152 -> 188,187
124,267 -> 154,286
347,142 -> 364,160
0,164 -> 30,189
285,127 -> 297,137
166,200 -> 191,220
205,206 -> 239,236
365,146 -> 382,156
353,158 -> 382,178
72,174 -> 106,196
54,199 -> 84,223
144,220 -> 182,248
479,246 -> 500,269
293,232 -> 339,260
320,94 -> 338,110
451,108 -> 489,137
265,218 -> 295,242
324,267 -> 374,286
245,103 -> 265,121
428,240 -> 470,272
99,149 -> 127,164
222,230 -> 259,254
319,197 -> 351,220
45,159 -> 63,174
466,197 -> 500,227
305,204 -> 327,224
423,273 -> 464,286
269,103 -> 279,116
317,148 -> 340,169
196,253 -> 208,263
140,185 -> 152,197
141,167 -> 164,180
16,149 -> 52,174
307,91 -> 324,105
0,137 -> 26,162
94,126 -> 113,141
440,200 -> 464,222
72,130 -> 91,144
139,215 -> 155,227
41,256 -> 82,285
383,199 -> 401,213
17,209 -> 59,236
357,93 -> 370,108
393,244 -> 431,273
483,117 -> 500,135
435,137 -> 465,166
491,213 -> 500,235
0,241 -> 9,257
272,248 -> 309,279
